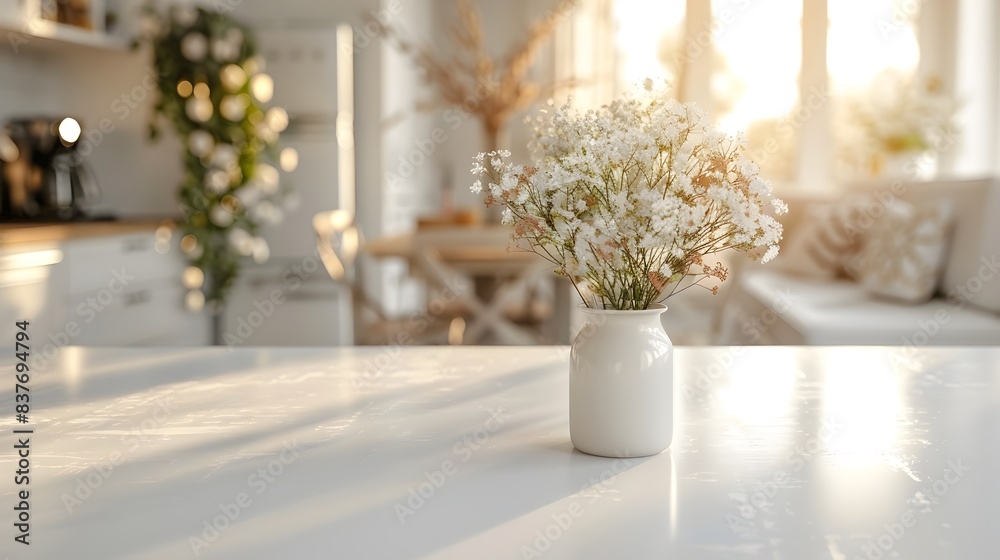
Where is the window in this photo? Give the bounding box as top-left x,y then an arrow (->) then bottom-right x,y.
560,0 -> 953,188
827,0 -> 920,95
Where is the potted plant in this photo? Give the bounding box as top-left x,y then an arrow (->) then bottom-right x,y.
138,5 -> 293,342
471,80 -> 786,457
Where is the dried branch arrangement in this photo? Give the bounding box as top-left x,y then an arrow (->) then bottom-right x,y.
384,0 -> 578,149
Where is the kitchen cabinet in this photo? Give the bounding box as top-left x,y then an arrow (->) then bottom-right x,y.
61,232 -> 210,345
0,242 -> 67,346
0,223 -> 210,346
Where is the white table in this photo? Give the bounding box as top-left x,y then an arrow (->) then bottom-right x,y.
1,346 -> 997,559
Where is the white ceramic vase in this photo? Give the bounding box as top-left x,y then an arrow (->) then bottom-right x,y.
569,303 -> 673,458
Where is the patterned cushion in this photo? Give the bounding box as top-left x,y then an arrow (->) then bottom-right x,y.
773,200 -> 862,279
850,200 -> 952,303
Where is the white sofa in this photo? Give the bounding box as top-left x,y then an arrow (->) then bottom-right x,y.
719,177 -> 1000,345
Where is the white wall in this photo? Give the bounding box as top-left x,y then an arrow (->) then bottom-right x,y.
2,0 -> 563,235
951,0 -> 999,177
427,0 -> 559,215
0,50 -> 62,123
50,47 -> 185,217
2,0 -> 383,236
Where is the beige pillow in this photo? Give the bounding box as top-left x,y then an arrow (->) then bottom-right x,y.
850,200 -> 952,303
773,200 -> 862,279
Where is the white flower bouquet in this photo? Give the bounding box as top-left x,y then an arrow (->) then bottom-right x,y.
844,70 -> 957,156
471,81 -> 786,310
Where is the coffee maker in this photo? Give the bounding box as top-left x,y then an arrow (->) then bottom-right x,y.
0,117 -> 101,221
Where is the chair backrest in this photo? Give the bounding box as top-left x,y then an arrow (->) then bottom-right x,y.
313,211 -> 361,281
313,210 -> 387,344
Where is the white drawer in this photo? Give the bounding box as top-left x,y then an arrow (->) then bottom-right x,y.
222,272 -> 349,346
66,279 -> 202,346
63,233 -> 179,296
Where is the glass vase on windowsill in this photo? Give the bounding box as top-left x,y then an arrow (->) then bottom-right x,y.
870,151 -> 938,180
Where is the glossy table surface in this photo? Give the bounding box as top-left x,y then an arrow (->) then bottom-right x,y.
1,346 -> 997,559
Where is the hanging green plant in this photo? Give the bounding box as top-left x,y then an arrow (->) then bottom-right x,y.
138,4 -> 293,310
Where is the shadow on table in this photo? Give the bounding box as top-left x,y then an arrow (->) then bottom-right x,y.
40,355 -> 655,559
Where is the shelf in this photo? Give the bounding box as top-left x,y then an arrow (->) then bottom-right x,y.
0,17 -> 129,53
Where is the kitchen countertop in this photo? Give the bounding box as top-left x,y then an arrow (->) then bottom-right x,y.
0,218 -> 175,247
0,345 -> 996,559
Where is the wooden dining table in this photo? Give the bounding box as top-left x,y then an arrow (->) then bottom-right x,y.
363,226 -> 572,344
2,345 -> 996,559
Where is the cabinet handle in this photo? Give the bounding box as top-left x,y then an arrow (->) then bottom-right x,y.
124,290 -> 153,306
284,289 -> 341,301
123,238 -> 153,252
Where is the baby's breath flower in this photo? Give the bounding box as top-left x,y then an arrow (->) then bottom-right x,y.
469,80 -> 785,310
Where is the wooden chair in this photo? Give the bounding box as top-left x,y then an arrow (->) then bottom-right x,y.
313,211 -> 461,345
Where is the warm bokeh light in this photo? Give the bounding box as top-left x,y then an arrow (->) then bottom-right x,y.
58,117 -> 82,144
220,195 -> 239,213
180,234 -> 198,254
265,107 -> 289,132
0,134 -> 19,162
154,225 -> 173,243
613,0 -> 685,87
828,0 -> 920,94
251,73 -> 274,103
193,82 -> 211,100
185,289 -> 206,312
710,0 -> 801,133
177,80 -> 193,98
186,98 -> 213,122
255,163 -> 279,192
154,225 -> 172,254
220,95 -> 247,121
327,209 -> 353,232
252,237 -> 270,264
220,64 -> 248,91
279,147 -> 299,172
182,266 -> 205,289
822,349 -> 903,467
